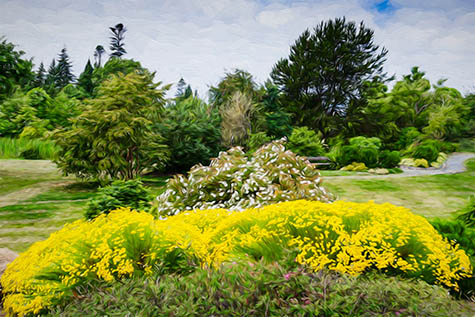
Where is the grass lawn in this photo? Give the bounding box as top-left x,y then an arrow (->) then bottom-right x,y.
1,158 -> 474,252
323,158 -> 475,218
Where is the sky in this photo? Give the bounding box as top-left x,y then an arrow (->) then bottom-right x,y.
1,0 -> 474,98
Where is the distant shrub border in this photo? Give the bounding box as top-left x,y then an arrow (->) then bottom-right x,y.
1,200 -> 471,316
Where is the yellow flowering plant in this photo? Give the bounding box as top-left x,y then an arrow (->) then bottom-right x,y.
1,201 -> 472,316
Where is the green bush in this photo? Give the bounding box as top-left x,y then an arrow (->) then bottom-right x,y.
430,217 -> 475,299
286,126 -> 325,157
248,131 -> 272,152
456,195 -> 475,228
52,262 -> 472,316
378,150 -> 401,168
412,141 -> 439,163
396,127 -> 422,150
338,136 -> 381,168
153,139 -> 332,217
85,179 -> 151,219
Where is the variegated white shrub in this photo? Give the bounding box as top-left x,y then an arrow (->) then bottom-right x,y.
153,139 -> 333,217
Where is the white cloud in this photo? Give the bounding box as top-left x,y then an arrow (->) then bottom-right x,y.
0,0 -> 474,97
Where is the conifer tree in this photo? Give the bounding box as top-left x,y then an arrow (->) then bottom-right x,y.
78,59 -> 94,95
176,78 -> 187,97
32,62 -> 46,88
56,47 -> 75,89
109,23 -> 127,58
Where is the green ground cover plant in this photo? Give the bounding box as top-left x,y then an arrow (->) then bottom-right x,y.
51,262 -> 473,316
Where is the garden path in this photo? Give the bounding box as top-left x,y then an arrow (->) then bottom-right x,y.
325,152 -> 475,179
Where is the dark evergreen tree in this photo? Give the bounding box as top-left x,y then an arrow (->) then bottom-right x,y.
94,45 -> 105,67
78,59 -> 94,95
271,17 -> 389,138
32,62 -> 46,88
175,78 -> 187,97
45,59 -> 60,94
109,23 -> 127,58
56,47 -> 75,89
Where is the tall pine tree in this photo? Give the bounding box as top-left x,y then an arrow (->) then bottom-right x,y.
109,23 -> 127,58
32,62 -> 46,88
78,59 -> 94,95
56,47 -> 75,89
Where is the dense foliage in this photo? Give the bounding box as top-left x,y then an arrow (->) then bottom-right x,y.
85,179 -> 151,219
271,18 -> 388,138
2,201 -> 471,316
52,263 -> 471,316
154,140 -> 332,217
286,126 -> 325,157
154,96 -> 223,172
52,71 -> 170,180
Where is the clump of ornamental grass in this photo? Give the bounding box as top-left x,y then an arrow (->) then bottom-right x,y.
153,139 -> 333,217
2,201 -> 471,316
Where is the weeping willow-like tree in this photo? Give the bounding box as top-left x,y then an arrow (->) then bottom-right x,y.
52,71 -> 171,181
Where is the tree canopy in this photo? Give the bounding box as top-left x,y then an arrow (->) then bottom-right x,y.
271,17 -> 388,138
52,71 -> 170,180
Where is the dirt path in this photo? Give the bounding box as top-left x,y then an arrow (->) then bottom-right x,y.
326,152 -> 475,179
0,180 -> 75,208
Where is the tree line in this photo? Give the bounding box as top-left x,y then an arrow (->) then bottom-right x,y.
0,17 -> 473,180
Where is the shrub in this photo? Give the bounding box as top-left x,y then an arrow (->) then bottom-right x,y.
286,126 -> 325,157
340,162 -> 368,171
456,195 -> 475,228
411,140 -> 439,163
396,127 -> 421,150
430,218 -> 475,299
85,179 -> 151,219
2,201 -> 471,316
153,139 -> 333,217
52,263 -> 472,316
338,136 -> 381,168
378,150 -> 401,168
247,131 -> 271,152
414,158 -> 429,168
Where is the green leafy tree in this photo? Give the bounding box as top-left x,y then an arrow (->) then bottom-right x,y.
270,17 -> 388,138
52,71 -> 170,181
109,23 -> 127,59
77,59 -> 94,96
209,69 -> 261,108
0,37 -> 34,101
155,96 -> 223,172
90,58 -> 142,96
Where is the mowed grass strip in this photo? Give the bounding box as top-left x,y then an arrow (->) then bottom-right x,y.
0,201 -> 86,252
324,159 -> 475,218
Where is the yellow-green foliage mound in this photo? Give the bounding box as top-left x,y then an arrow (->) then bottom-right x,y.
1,201 -> 472,316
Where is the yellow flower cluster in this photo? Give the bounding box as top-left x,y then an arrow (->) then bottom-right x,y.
1,201 -> 472,316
